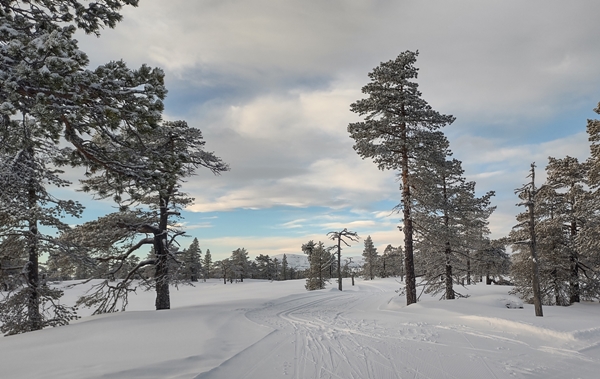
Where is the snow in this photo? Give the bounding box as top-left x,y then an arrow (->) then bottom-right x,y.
2,278 -> 600,378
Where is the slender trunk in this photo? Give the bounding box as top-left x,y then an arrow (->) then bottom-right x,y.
25,144 -> 42,331
528,166 -> 543,317
154,195 -> 170,310
27,185 -> 42,331
401,121 -> 417,305
445,246 -> 454,299
351,272 -> 355,286
552,269 -> 561,305
466,252 -> 471,285
569,219 -> 580,304
337,238 -> 342,291
443,178 -> 454,300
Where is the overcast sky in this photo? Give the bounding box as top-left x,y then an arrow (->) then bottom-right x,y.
70,0 -> 600,260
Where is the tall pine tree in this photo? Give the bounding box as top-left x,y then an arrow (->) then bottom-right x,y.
348,51 -> 455,304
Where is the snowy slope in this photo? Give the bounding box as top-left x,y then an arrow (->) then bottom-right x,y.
2,278 -> 600,378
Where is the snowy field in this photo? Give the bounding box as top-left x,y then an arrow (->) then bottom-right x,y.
2,278 -> 600,379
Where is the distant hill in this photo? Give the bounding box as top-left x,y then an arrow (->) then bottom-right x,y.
271,253 -> 364,270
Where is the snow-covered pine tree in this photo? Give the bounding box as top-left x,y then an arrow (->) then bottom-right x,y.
380,245 -> 403,278
281,254 -> 288,280
0,0 -> 142,334
73,121 -> 228,311
512,156 -> 597,306
181,238 -> 202,282
471,238 -> 510,285
1,1 -> 166,179
545,156 -> 590,303
0,115 -> 84,335
254,254 -> 274,280
511,163 -> 544,317
230,248 -> 250,282
411,153 -> 495,299
303,241 -> 332,290
327,228 -> 359,291
273,258 -> 280,280
362,236 -> 379,280
203,249 -> 212,281
348,51 -> 455,305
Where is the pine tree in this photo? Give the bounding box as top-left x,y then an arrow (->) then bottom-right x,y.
512,163 -> 544,317
380,245 -> 403,278
281,254 -> 288,280
362,236 -> 379,280
327,228 -> 359,290
73,120 -> 228,312
411,154 -> 495,299
303,241 -> 332,290
546,156 -> 593,303
0,117 -> 82,335
254,254 -> 274,280
230,248 -> 250,282
182,238 -> 202,282
348,51 -> 455,305
203,249 -> 212,281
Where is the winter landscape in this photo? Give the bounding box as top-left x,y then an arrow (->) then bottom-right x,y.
2,277 -> 600,379
3,1 -> 600,378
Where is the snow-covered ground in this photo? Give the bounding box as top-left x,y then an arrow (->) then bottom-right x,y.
2,278 -> 600,378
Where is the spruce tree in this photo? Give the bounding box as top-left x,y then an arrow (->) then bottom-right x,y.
303,241 -> 332,290
281,254 -> 288,280
230,248 -> 250,282
362,236 -> 379,280
203,249 -> 212,281
348,51 -> 455,304
183,238 -> 202,282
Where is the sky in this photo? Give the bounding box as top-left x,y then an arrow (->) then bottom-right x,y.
65,0 -> 600,260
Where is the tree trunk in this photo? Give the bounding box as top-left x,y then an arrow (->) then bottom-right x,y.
154,195 -> 171,310
466,253 -> 471,285
401,122 -> 417,305
569,220 -> 580,304
528,168 -> 543,317
337,238 -> 342,291
445,246 -> 454,300
27,160 -> 42,331
443,180 -> 454,300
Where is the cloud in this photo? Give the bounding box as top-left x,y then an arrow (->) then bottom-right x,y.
66,0 -> 600,254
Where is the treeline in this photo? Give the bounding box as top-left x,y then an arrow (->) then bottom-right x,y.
302,234 -> 510,295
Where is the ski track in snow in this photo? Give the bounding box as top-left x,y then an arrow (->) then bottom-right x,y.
194,283 -> 600,379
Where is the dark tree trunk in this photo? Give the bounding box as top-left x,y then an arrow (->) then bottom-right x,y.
528,167 -> 543,317
154,195 -> 171,310
27,161 -> 42,331
445,246 -> 454,300
443,180 -> 454,300
27,215 -> 42,331
401,122 -> 417,305
466,253 -> 471,285
569,220 -> 580,304
337,238 -> 342,291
